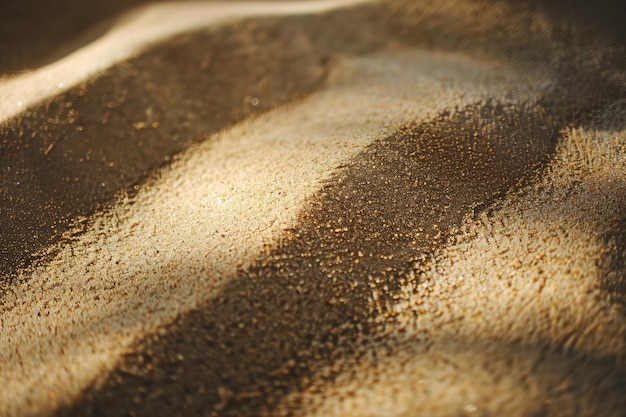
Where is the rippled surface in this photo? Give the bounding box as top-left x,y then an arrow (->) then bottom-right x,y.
1,1 -> 625,416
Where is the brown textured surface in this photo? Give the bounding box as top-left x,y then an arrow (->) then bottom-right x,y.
0,0 -> 625,416
0,14 -> 332,278
62,102 -> 561,416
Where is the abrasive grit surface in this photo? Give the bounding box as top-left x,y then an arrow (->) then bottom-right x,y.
0,0 -> 625,416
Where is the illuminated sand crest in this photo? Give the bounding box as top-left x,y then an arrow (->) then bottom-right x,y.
0,50 -> 540,416
0,0 -> 373,124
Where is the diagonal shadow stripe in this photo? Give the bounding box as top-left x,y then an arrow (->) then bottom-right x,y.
5,0 -> 623,286
0,0 -> 463,284
60,101 -> 560,416
0,0 -> 152,76
3,1 -> 624,415
0,11 -> 355,280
